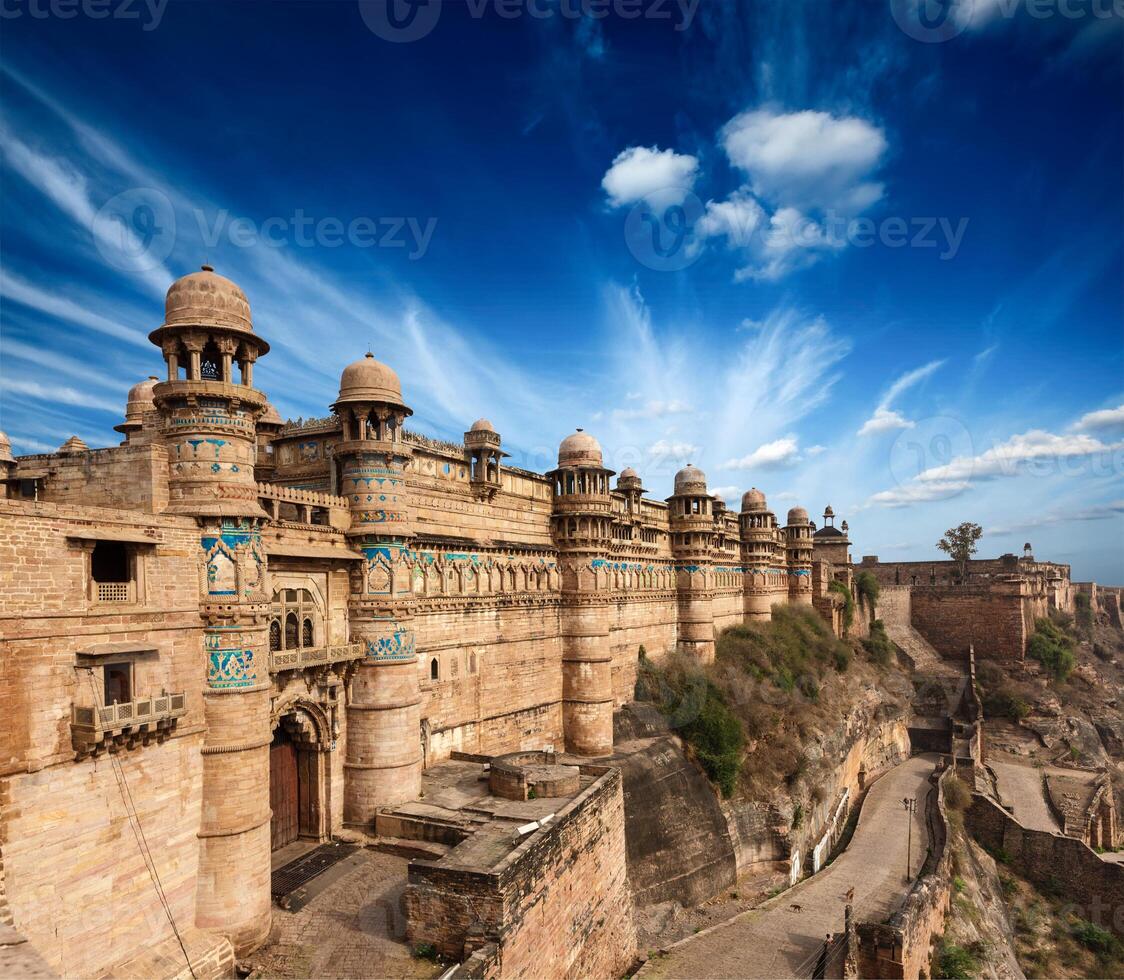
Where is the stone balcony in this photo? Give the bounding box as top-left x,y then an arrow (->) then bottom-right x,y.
71,692 -> 187,758
269,642 -> 364,674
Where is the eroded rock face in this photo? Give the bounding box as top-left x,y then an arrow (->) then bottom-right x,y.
1094,717 -> 1124,758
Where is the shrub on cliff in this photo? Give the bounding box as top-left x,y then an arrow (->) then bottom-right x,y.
1027,617 -> 1076,681
634,653 -> 744,798
862,619 -> 895,666
855,571 -> 879,617
717,606 -> 854,691
828,579 -> 855,630
943,774 -> 971,811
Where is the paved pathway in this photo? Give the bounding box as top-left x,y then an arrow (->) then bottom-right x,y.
989,760 -> 1061,834
640,754 -> 938,980
244,849 -> 441,979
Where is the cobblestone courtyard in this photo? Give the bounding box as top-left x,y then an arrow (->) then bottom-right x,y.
244,850 -> 442,979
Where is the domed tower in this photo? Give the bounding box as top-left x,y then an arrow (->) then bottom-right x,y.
739,487 -> 781,619
548,429 -> 615,756
464,418 -> 507,496
0,430 -> 14,499
668,465 -> 716,663
148,266 -> 273,954
785,506 -> 814,605
114,376 -> 159,445
331,353 -> 422,823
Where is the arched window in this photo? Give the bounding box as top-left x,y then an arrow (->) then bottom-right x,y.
269,620 -> 282,651
271,587 -> 322,650
430,657 -> 439,681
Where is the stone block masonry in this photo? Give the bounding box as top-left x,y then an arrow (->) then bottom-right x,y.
909,584 -> 1030,661
967,792 -> 1124,937
405,764 -> 636,978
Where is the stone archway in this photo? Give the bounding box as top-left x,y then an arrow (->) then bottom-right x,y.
270,701 -> 331,850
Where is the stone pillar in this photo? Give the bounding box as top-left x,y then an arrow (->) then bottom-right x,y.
550,431 -> 615,757
785,507 -> 814,606
330,356 -> 421,825
668,465 -> 715,663
149,265 -> 274,955
559,576 -> 613,757
196,520 -> 272,954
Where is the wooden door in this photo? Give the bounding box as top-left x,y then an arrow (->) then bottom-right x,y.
270,731 -> 299,850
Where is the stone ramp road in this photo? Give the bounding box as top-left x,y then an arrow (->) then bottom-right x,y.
883,620 -> 960,678
989,760 -> 1061,834
638,754 -> 938,980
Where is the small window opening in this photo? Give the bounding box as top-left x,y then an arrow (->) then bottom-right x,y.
430,657 -> 439,681
103,662 -> 131,706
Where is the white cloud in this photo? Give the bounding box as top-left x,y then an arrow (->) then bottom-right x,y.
866,480 -> 973,508
1071,403 -> 1124,432
647,439 -> 700,463
612,399 -> 691,421
721,436 -> 802,470
806,445 -> 827,456
2,378 -> 123,414
720,108 -> 887,214
916,429 -> 1122,483
990,500 -> 1124,536
601,146 -> 699,208
0,269 -> 151,348
858,407 -> 915,436
0,127 -> 173,295
710,484 -> 740,501
732,206 -> 845,281
857,360 -> 945,436
696,190 -> 765,248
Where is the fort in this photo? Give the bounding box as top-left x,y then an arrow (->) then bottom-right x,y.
3,267 -> 1117,980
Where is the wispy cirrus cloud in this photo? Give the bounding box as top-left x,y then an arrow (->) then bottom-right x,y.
857,359 -> 945,436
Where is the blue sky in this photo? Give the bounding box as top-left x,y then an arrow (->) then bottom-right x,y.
1,0 -> 1122,582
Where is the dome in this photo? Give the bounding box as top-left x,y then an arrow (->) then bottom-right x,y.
617,466 -> 643,490
557,428 -> 603,467
620,466 -> 640,480
0,430 -> 13,464
125,376 -> 158,418
259,402 -> 284,429
335,352 -> 408,409
162,265 -> 252,332
673,464 -> 707,495
470,418 -> 496,433
787,506 -> 810,525
824,504 -> 835,518
741,487 -> 767,512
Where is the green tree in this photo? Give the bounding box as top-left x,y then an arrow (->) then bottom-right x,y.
936,521 -> 983,581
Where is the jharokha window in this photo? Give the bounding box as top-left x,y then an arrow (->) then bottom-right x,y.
269,588 -> 321,651
90,540 -> 136,604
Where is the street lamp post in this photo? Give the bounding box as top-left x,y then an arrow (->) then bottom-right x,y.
902,796 -> 918,881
